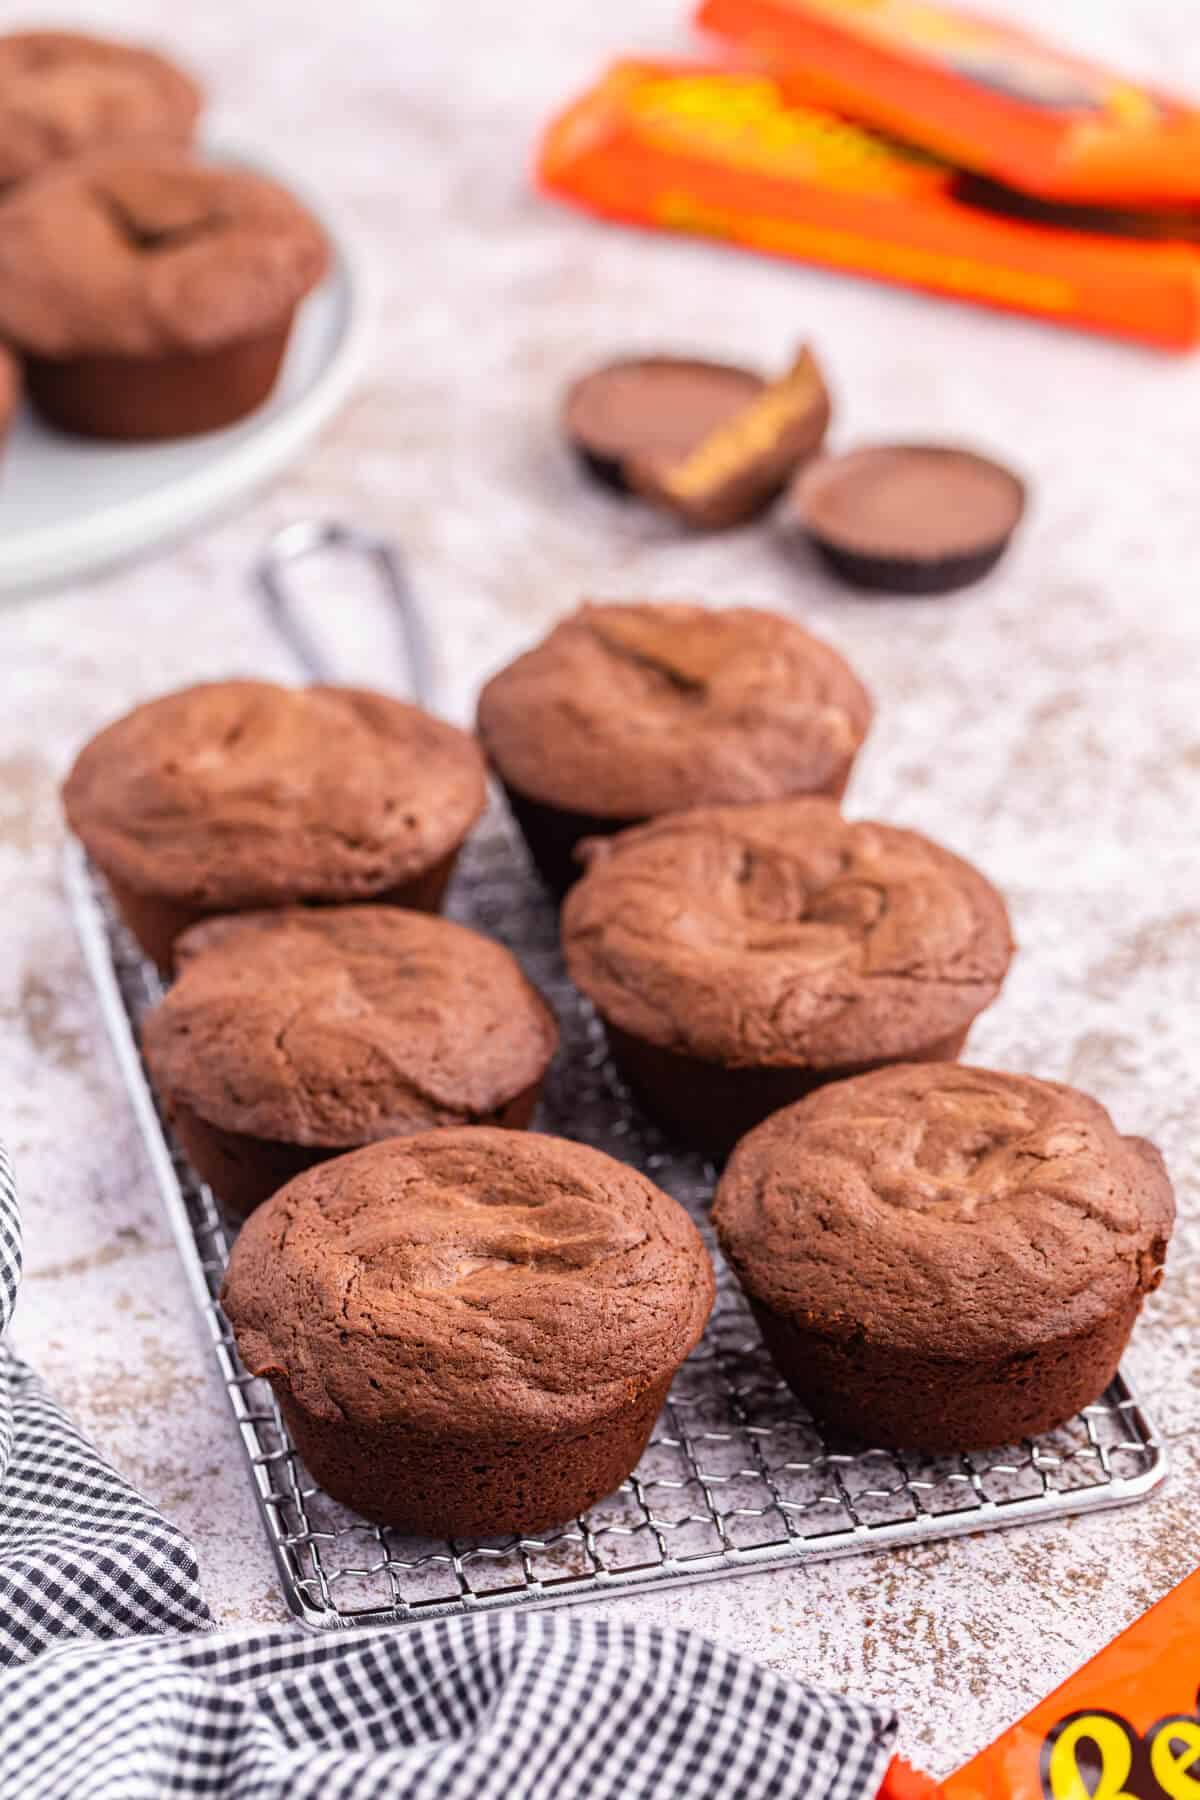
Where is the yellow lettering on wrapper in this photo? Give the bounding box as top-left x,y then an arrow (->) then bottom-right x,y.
1150,1719 -> 1200,1798
627,73 -> 937,196
1045,1714 -> 1139,1800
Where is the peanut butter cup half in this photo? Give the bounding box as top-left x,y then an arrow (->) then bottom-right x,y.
565,355 -> 764,495
566,349 -> 831,528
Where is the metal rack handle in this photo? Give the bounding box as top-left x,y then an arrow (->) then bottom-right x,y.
255,520 -> 435,709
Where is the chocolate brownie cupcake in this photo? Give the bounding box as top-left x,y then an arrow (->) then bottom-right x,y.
562,799 -> 1014,1155
63,680 -> 487,972
0,343 -> 19,461
142,908 -> 558,1220
476,601 -> 872,894
0,31 -> 201,188
0,151 -> 327,438
713,1064 -> 1174,1449
221,1130 -> 715,1535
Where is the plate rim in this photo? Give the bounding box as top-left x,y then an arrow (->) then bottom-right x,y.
0,140 -> 373,596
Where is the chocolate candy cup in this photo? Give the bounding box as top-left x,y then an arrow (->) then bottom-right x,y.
790,443 -> 1026,595
564,355 -> 764,495
565,350 -> 832,529
628,347 -> 831,529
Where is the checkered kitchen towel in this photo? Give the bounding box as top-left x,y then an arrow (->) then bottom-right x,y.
0,1143 -> 897,1799
0,1614 -> 898,1800
0,1145 -> 211,1664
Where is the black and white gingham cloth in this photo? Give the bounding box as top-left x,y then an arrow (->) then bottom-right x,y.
0,1142 -> 898,1798
0,1613 -> 897,1800
0,1145 -> 210,1665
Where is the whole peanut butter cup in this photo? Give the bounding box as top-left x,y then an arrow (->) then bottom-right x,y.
791,443 -> 1026,594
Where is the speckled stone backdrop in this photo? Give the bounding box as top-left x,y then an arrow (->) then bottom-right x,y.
3,0 -> 1198,1777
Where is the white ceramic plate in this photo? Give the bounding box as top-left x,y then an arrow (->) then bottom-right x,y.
0,145 -> 371,596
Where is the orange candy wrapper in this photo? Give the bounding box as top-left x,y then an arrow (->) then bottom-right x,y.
695,0 -> 1200,207
875,1568 -> 1200,1799
942,1567 -> 1200,1799
536,60 -> 1200,350
882,1757 -> 947,1797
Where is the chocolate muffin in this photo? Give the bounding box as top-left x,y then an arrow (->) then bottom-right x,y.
221,1130 -> 715,1535
0,151 -> 327,438
0,343 -> 19,460
713,1064 -> 1174,1450
63,680 -> 487,972
142,908 -> 559,1220
477,601 -> 873,894
562,799 -> 1014,1156
0,31 -> 201,188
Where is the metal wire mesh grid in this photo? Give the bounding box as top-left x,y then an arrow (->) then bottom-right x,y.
66,818 -> 1166,1631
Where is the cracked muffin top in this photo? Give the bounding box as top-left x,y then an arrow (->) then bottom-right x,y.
714,1064 -> 1174,1355
221,1129 -> 716,1435
476,600 -> 872,818
0,31 -> 201,188
63,680 -> 487,908
0,151 -> 327,356
143,908 -> 559,1146
562,799 -> 1014,1068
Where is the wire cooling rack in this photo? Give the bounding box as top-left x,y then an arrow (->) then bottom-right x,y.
65,815 -> 1166,1631
65,521 -> 1165,1630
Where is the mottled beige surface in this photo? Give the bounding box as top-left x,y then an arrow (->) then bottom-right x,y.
2,0 -> 1199,1778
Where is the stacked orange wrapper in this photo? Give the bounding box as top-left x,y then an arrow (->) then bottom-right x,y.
537,0 -> 1200,349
